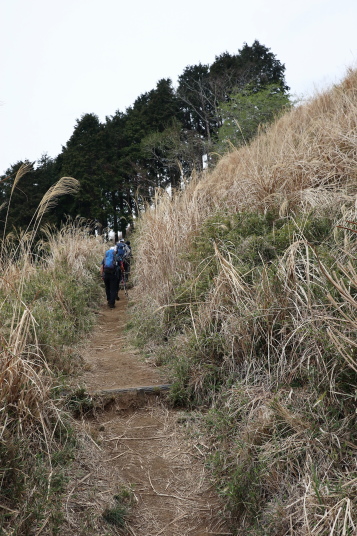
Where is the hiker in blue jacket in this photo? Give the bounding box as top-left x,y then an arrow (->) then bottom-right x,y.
100,246 -> 118,308
116,238 -> 130,283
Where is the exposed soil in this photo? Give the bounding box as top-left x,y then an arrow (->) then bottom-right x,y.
82,294 -> 164,392
65,293 -> 231,536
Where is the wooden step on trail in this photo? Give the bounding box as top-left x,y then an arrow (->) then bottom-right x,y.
91,384 -> 172,410
95,383 -> 172,396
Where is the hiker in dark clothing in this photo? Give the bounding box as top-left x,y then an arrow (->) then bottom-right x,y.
101,247 -> 118,308
125,240 -> 132,280
116,239 -> 130,283
115,258 -> 124,298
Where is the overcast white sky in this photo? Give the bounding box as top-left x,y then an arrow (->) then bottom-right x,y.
1,0 -> 356,176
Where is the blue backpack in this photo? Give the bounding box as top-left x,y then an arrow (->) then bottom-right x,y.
103,248 -> 116,272
116,242 -> 127,261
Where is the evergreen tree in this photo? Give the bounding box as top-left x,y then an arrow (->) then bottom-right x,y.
103,111 -> 136,237
216,83 -> 291,150
177,63 -> 215,140
0,156 -> 60,233
1,41 -> 290,232
176,41 -> 289,168
145,78 -> 182,132
118,79 -> 183,193
210,40 -> 288,100
59,113 -> 110,226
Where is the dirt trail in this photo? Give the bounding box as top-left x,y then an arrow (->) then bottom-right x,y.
83,295 -> 164,392
66,295 -> 231,536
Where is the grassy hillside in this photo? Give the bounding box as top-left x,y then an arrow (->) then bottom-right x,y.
131,69 -> 357,535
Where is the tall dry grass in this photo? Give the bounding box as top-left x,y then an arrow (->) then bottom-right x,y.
133,68 -> 357,311
208,68 -> 357,211
132,176 -> 214,311
131,68 -> 357,534
0,172 -> 103,533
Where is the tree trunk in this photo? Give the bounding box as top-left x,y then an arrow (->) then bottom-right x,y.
118,192 -> 126,238
111,192 -> 119,242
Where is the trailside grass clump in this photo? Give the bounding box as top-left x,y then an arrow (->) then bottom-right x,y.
0,217 -> 103,534
130,69 -> 357,534
102,486 -> 135,529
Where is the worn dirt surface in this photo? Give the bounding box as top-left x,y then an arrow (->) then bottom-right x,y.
82,294 -> 165,392
64,293 -> 231,536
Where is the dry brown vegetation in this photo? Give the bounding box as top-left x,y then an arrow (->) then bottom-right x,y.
0,173 -> 103,534
134,69 -> 357,307
131,69 -> 357,535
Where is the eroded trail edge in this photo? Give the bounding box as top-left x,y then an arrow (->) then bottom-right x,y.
66,296 -> 230,536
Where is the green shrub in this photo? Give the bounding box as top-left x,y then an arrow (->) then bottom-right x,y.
102,487 -> 134,528
65,387 -> 94,417
102,503 -> 127,527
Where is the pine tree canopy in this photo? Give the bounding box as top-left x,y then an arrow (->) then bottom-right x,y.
1,41 -> 290,234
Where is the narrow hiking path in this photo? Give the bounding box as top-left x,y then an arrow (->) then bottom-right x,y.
82,294 -> 164,393
65,295 -> 231,536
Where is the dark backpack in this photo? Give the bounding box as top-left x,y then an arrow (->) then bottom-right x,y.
125,241 -> 132,257
103,248 -> 116,272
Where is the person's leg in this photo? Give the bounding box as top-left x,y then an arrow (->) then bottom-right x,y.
108,273 -> 118,308
115,269 -> 120,300
123,260 -> 129,281
104,273 -> 111,302
118,261 -> 124,285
